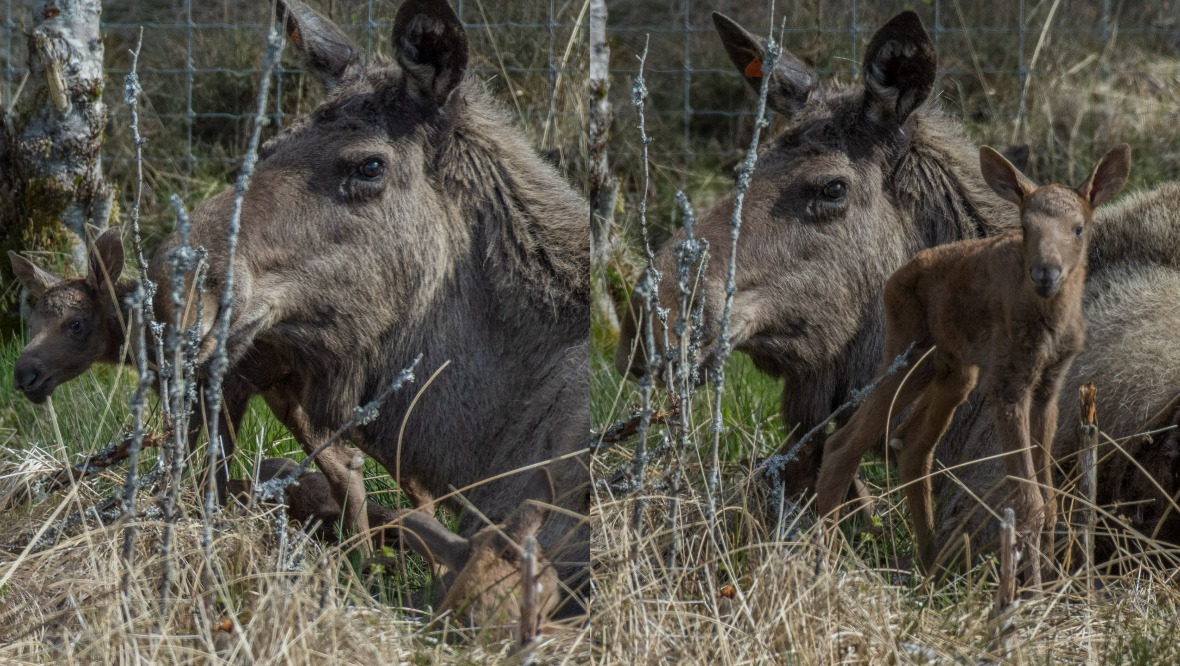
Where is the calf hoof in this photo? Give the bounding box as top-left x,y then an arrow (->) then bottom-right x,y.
888,437 -> 905,450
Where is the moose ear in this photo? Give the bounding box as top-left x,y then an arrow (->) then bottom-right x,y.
712,12 -> 815,116
86,227 -> 124,293
1078,144 -> 1131,209
393,0 -> 468,105
8,252 -> 61,298
862,11 -> 936,123
980,145 -> 1037,206
274,0 -> 359,88
502,469 -> 554,543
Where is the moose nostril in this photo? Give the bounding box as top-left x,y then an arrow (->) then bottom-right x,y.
1045,267 -> 1062,284
15,366 -> 40,390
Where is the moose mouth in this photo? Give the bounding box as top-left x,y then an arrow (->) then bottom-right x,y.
18,376 -> 56,404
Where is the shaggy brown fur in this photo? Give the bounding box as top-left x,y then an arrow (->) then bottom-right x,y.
815,146 -> 1130,585
618,10 -> 1180,561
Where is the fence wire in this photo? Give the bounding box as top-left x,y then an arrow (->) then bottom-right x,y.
2,0 -> 1179,195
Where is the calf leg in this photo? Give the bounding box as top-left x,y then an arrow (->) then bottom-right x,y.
990,389 -> 1046,588
1029,356 -> 1074,576
816,355 -> 931,521
264,389 -> 372,556
893,361 -> 978,569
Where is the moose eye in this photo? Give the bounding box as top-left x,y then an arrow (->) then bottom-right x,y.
1074,226 -> 1084,237
821,180 -> 848,200
69,320 -> 83,333
356,157 -> 385,180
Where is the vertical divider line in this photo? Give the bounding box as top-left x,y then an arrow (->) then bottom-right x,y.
185,0 -> 195,178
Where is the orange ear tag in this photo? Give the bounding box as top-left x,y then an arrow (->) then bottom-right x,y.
291,27 -> 302,45
745,58 -> 764,78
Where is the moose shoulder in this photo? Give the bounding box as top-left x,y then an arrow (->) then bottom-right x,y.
618,10 -> 1180,558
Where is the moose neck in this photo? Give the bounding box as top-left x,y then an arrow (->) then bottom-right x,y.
895,112 -> 1019,248
440,88 -> 589,346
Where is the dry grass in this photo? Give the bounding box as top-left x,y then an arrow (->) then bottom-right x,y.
588,411 -> 1180,665
0,476 -> 594,664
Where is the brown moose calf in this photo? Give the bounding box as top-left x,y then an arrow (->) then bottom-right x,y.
387,469 -> 560,637
233,458 -> 557,635
815,144 -> 1131,586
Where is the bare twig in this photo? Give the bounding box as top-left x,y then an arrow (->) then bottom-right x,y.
628,38 -> 656,566
991,506 -> 1019,659
706,18 -> 781,530
1078,382 -> 1099,572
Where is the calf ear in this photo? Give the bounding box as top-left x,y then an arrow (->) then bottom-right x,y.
712,12 -> 815,116
86,227 -> 124,293
8,252 -> 61,298
503,469 -> 554,543
1078,144 -> 1131,209
980,146 -> 1036,205
274,0 -> 358,89
392,0 -> 468,105
862,11 -> 936,124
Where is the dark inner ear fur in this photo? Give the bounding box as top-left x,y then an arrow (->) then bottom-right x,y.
862,10 -> 936,123
980,146 -> 1034,206
1078,144 -> 1132,209
87,227 -> 125,292
392,0 -> 469,104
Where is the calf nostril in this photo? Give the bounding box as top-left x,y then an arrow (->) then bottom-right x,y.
1030,265 -> 1061,286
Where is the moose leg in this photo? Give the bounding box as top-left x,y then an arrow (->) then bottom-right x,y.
893,361 -> 979,570
990,387 -> 1045,588
816,359 -> 931,521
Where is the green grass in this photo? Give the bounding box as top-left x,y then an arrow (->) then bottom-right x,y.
0,332 -> 439,603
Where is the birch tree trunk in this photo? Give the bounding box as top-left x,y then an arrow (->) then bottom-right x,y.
1,0 -> 111,320
588,0 -> 620,335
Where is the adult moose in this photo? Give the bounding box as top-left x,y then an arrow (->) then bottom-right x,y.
198,0 -> 591,612
14,0 -> 590,613
617,11 -> 1180,565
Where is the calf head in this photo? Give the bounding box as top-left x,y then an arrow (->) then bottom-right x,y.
390,469 -> 559,633
8,227 -> 127,403
981,144 -> 1130,298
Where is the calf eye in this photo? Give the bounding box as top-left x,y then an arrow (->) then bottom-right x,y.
821,180 -> 848,200
69,320 -> 83,333
1075,226 -> 1084,237
356,157 -> 385,180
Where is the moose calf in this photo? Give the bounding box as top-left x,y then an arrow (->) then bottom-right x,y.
387,468 -> 560,637
815,144 -> 1131,586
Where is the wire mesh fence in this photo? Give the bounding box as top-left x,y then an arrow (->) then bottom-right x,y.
2,0 -> 1179,198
